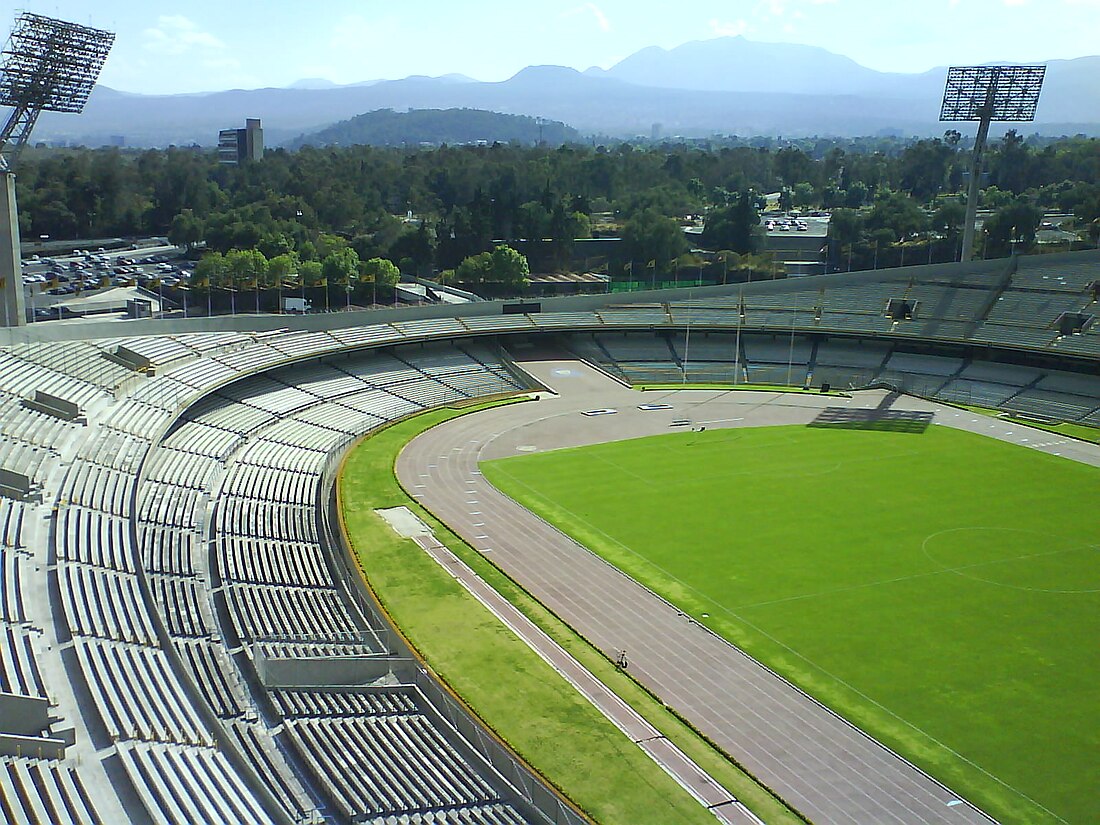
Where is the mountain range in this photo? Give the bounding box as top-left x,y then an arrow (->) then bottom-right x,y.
30,37 -> 1100,148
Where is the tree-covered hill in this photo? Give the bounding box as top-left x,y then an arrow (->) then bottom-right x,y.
287,108 -> 581,149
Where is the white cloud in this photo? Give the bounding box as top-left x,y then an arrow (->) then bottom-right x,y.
709,18 -> 750,37
561,3 -> 612,32
142,15 -> 224,55
1002,0 -> 1027,6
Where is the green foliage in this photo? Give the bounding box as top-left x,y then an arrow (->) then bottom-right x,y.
701,191 -> 762,254
193,250 -> 225,286
827,208 -> 864,246
982,197 -> 1042,257
621,208 -> 687,271
14,135 -> 1100,272
266,252 -> 300,285
897,138 -> 954,201
360,256 -> 400,287
930,200 -> 966,236
455,244 -> 529,285
866,191 -> 927,241
225,248 -> 268,286
168,208 -> 203,250
321,246 -> 361,285
299,259 -> 323,286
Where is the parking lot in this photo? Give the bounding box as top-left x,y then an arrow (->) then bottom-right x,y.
20,241 -> 188,317
762,214 -> 829,238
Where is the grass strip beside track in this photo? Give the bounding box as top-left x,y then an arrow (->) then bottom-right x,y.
483,424 -> 1100,825
635,382 -> 848,396
339,401 -> 804,825
952,403 -> 1100,444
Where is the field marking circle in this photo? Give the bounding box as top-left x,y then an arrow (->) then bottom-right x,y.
921,526 -> 1100,594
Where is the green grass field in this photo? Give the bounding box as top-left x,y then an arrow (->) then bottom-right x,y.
339,405 -> 804,825
481,424 -> 1100,825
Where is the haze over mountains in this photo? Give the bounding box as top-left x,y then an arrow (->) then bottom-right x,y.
31,36 -> 1100,148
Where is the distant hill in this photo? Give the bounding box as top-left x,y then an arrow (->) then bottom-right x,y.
585,36 -> 928,97
288,107 -> 581,148
587,38 -> 1100,124
29,39 -> 1100,147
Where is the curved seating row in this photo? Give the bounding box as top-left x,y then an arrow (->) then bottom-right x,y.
0,255 -> 1095,823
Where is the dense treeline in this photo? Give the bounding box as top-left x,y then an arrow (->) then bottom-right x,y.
14,132 -> 1100,279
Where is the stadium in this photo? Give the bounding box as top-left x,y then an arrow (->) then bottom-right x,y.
0,246 -> 1096,824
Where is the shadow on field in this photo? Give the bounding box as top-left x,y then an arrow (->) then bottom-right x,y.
807,407 -> 934,433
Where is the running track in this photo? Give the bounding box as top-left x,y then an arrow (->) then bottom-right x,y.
396,355 -> 1099,823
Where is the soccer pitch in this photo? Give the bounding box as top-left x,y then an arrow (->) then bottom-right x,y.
481,424 -> 1100,825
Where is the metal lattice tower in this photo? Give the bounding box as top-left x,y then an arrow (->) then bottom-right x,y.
0,13 -> 113,327
940,65 -> 1046,263
0,13 -> 114,171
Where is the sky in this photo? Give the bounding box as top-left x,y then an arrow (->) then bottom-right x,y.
2,0 -> 1097,95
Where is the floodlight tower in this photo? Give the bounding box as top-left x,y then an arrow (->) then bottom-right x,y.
0,13 -> 114,327
940,65 -> 1045,263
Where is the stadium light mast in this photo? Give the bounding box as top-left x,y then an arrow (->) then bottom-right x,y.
940,65 -> 1045,263
0,13 -> 114,327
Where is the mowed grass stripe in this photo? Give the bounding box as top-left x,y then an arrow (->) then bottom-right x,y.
482,424 -> 1100,825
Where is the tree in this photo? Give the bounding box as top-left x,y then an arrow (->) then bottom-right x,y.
168,208 -> 204,250
979,185 -> 1014,211
455,252 -> 491,283
194,251 -> 227,287
321,247 -> 360,286
792,182 -> 816,209
266,252 -> 300,287
360,256 -> 400,288
989,130 -> 1032,195
455,245 -> 529,286
225,248 -> 268,287
488,244 -> 529,286
828,209 -> 864,247
387,222 -> 435,276
701,192 -> 762,254
982,197 -> 1041,257
897,139 -> 954,201
622,208 -> 687,271
299,260 -> 323,288
361,256 -> 400,286
930,201 -> 966,237
224,248 -> 268,312
866,192 -> 927,241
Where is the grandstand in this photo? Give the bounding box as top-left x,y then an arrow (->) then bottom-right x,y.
0,249 -> 1096,823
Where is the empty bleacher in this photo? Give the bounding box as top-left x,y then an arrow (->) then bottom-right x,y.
2,262 -> 1095,824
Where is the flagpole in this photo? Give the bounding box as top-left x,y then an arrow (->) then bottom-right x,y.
734,288 -> 743,386
682,289 -> 691,385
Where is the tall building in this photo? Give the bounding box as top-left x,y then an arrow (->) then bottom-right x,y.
218,117 -> 264,165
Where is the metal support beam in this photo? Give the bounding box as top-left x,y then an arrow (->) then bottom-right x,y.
960,82 -> 996,263
0,172 -> 24,326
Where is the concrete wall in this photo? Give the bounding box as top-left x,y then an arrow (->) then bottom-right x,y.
0,251 -> 1039,346
0,174 -> 26,328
